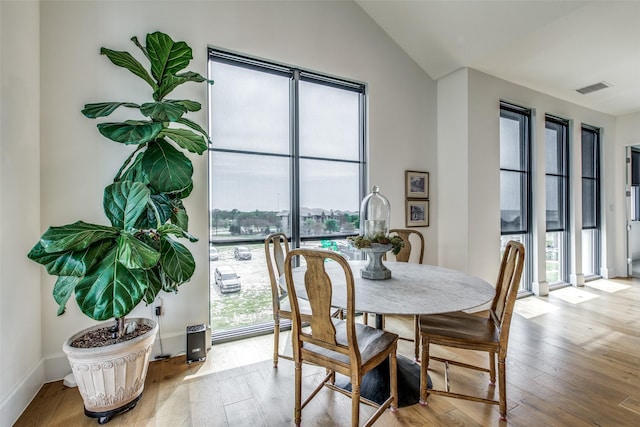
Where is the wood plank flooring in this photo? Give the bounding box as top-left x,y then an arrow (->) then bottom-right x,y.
14,277 -> 640,426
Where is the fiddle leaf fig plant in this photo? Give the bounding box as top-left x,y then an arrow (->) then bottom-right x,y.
28,32 -> 212,337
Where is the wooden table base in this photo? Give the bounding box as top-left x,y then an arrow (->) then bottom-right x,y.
334,355 -> 431,407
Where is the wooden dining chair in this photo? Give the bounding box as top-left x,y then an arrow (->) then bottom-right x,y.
284,248 -> 399,427
264,233 -> 342,368
366,228 -> 424,361
265,233 -> 298,367
418,240 -> 524,421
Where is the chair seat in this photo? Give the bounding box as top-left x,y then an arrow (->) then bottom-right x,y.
303,319 -> 398,368
419,311 -> 499,348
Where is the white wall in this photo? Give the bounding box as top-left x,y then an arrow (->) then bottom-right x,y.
0,1 -> 43,425
437,68 -> 618,286
615,112 -> 640,276
36,0 -> 435,384
437,69 -> 470,271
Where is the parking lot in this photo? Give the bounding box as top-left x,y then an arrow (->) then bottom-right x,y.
209,244 -> 272,330
209,239 -> 363,333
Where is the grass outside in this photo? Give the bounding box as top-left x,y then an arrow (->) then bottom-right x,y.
209,244 -> 273,331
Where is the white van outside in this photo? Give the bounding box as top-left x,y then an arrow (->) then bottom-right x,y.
214,266 -> 241,293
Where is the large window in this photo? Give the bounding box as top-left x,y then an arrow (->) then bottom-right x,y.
208,50 -> 366,339
500,102 -> 531,291
581,126 -> 601,278
545,116 -> 570,285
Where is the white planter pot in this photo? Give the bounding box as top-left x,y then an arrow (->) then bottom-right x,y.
62,318 -> 158,421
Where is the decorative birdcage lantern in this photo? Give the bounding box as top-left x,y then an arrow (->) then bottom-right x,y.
360,186 -> 391,239
356,186 -> 393,279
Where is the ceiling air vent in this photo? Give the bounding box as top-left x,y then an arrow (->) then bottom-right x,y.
576,81 -> 612,95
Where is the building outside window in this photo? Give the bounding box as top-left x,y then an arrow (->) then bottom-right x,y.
208,49 -> 366,340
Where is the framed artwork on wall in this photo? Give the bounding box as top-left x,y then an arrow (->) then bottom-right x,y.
406,199 -> 429,227
406,170 -> 429,199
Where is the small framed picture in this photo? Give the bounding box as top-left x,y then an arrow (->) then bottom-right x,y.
406,170 -> 429,199
406,200 -> 429,227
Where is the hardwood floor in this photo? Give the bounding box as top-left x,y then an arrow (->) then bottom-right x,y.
15,277 -> 640,426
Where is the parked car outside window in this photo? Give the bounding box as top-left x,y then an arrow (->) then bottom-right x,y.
214,266 -> 241,293
234,246 -> 252,260
209,246 -> 219,261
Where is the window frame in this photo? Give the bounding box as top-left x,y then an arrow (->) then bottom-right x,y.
207,48 -> 367,340
499,101 -> 532,292
545,115 -> 570,285
207,48 -> 368,248
581,125 -> 601,278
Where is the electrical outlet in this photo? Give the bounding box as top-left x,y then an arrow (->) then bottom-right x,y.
155,306 -> 163,316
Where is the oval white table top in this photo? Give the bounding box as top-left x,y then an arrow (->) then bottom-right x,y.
287,260 -> 495,316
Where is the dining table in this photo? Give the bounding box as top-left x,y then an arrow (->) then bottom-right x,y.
285,259 -> 496,407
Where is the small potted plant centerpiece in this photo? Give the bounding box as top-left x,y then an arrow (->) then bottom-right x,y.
349,186 -> 403,279
27,31 -> 212,423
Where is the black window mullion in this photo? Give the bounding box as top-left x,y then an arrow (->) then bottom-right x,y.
290,70 -> 300,251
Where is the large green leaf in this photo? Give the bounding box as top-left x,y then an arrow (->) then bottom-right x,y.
176,182 -> 193,199
139,101 -> 186,122
146,32 -> 192,84
154,72 -> 209,101
28,240 -> 113,277
97,121 -> 163,145
75,247 -> 148,320
141,139 -> 193,193
159,128 -> 207,154
159,268 -> 179,293
100,47 -> 157,90
53,276 -> 81,316
39,221 -> 119,253
151,193 -> 173,221
158,223 -> 197,242
143,267 -> 163,304
177,117 -> 208,139
120,152 -> 149,184
174,100 -> 201,112
103,181 -> 151,230
171,202 -> 189,231
159,237 -> 195,283
116,233 -> 160,269
82,102 -> 140,118
28,242 -> 82,275
134,193 -> 172,229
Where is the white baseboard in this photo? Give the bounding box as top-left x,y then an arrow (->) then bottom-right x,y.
600,267 -> 615,279
532,280 -> 549,296
0,359 -> 44,427
569,273 -> 585,287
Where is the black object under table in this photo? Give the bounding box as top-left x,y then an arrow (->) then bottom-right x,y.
334,314 -> 431,407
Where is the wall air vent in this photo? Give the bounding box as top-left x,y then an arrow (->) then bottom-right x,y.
576,81 -> 612,95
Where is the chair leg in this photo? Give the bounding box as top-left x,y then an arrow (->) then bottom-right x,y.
413,315 -> 420,362
326,368 -> 336,385
390,352 -> 398,412
351,381 -> 361,427
419,335 -> 430,405
294,362 -> 302,426
273,317 -> 280,368
498,358 -> 507,421
489,351 -> 496,385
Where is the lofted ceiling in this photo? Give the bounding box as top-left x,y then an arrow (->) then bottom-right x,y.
355,0 -> 640,117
